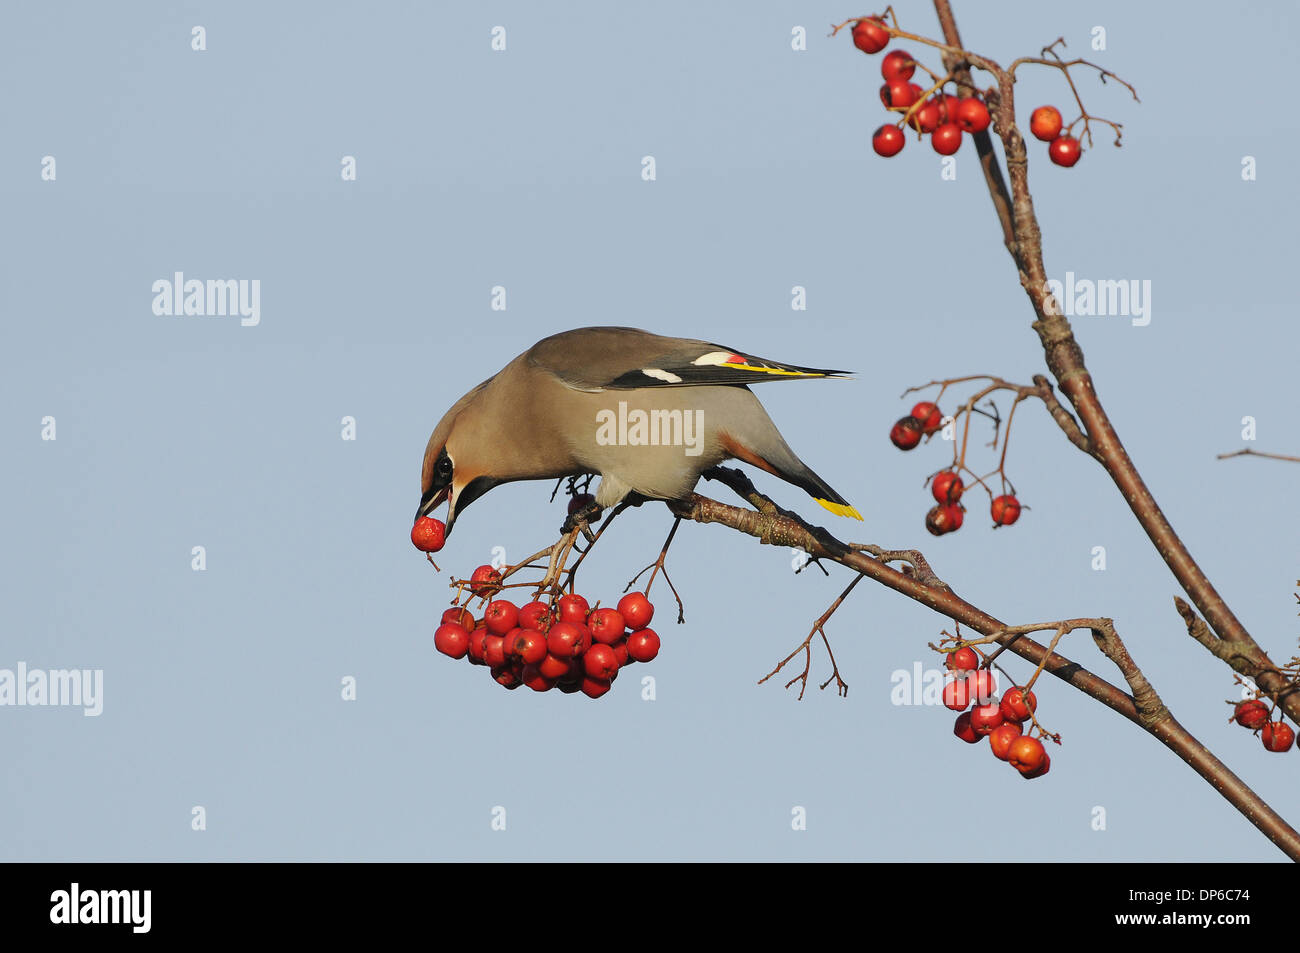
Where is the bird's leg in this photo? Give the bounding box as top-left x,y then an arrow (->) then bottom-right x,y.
624,515 -> 685,623
560,498 -> 604,542
534,496 -> 635,601
565,499 -> 633,590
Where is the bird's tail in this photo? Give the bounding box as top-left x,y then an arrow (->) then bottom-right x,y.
787,465 -> 864,521
720,433 -> 863,521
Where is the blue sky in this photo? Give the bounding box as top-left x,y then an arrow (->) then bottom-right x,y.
2,1 -> 1296,861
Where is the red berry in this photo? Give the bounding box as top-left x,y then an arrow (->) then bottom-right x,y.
942,94 -> 961,123
910,401 -> 943,435
1029,105 -> 1063,142
1048,135 -> 1081,167
618,592 -> 655,631
1234,699 -> 1269,730
626,628 -> 661,663
880,80 -> 922,111
953,711 -> 980,744
991,494 -> 1021,526
434,623 -> 470,659
942,677 -> 971,712
469,565 -> 502,598
546,621 -> 586,660
925,503 -> 964,536
954,98 -> 990,134
483,634 -> 507,668
518,601 -> 552,632
880,49 -> 915,82
931,122 -> 963,155
609,639 -> 630,668
890,416 -> 923,450
441,606 -> 474,629
521,664 -> 555,692
580,676 -> 612,699
557,593 -> 590,624
1262,721 -> 1295,752
584,643 -> 620,680
491,664 -> 523,690
483,599 -> 519,636
509,629 -> 548,666
969,669 -> 997,705
538,652 -> 571,680
908,100 -> 944,134
931,471 -> 964,505
410,517 -> 446,553
851,17 -> 889,55
468,626 -> 489,665
872,124 -> 905,158
566,493 -> 600,522
1020,751 -> 1051,779
1008,735 -> 1047,774
999,687 -> 1037,723
969,701 -> 1005,736
988,723 -> 1023,761
587,608 -> 626,645
947,646 -> 979,671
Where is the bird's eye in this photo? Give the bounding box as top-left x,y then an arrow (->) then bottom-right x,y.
437,456 -> 453,477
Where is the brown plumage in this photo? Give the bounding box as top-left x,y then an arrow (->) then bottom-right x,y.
417,327 -> 861,534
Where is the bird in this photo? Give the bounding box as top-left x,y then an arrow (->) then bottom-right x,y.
415,327 -> 862,536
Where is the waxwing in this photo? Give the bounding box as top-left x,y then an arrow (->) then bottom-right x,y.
416,327 -> 862,534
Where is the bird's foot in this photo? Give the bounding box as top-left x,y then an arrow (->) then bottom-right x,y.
560,499 -> 604,542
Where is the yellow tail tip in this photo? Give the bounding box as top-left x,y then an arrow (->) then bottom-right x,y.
816,499 -> 863,521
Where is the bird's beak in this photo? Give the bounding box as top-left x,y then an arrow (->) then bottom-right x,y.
414,486 -> 449,525
444,486 -> 460,536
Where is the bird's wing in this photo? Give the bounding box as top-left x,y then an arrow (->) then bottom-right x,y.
524,326 -> 851,392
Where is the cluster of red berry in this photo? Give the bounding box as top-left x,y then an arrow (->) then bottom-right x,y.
434,568 -> 660,699
945,647 -> 1051,779
1232,699 -> 1295,753
851,17 -> 1083,168
889,402 -> 1022,534
849,24 -> 990,158
1028,105 -> 1082,167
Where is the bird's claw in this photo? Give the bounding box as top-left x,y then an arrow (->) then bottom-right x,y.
561,500 -> 604,541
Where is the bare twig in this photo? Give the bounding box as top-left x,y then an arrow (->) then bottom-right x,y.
760,574 -> 862,699
1216,448 -> 1300,464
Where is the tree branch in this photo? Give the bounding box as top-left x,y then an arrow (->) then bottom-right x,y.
675,465 -> 1300,859
929,0 -> 1300,728
1216,448 -> 1300,464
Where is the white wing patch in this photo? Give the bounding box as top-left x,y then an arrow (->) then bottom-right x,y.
692,351 -> 734,367
641,367 -> 683,383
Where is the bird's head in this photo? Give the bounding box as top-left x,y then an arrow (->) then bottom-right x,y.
416,382 -> 499,537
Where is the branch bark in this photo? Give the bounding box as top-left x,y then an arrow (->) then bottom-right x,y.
670,471 -> 1300,859
930,0 -> 1300,727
